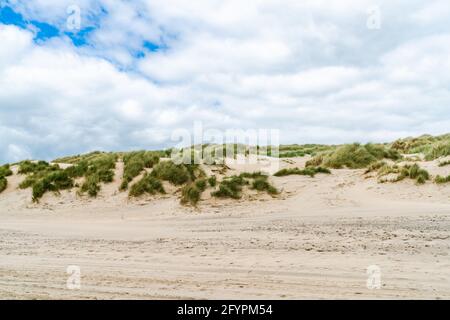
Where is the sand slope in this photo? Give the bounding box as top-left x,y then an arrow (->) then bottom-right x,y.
0,157 -> 449,299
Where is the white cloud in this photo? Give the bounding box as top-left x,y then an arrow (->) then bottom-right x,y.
1,1 -> 450,163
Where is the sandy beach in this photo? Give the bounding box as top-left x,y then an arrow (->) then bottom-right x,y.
1,156 -> 449,299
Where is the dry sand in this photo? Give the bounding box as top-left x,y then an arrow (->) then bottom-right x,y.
0,157 -> 449,299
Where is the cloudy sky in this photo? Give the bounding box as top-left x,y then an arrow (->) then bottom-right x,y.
0,0 -> 449,163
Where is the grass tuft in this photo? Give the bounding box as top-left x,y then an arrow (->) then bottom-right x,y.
120,151 -> 160,190
306,143 -> 401,169
251,176 -> 278,195
0,177 -> 6,193
129,174 -> 165,197
435,175 -> 450,184
150,161 -> 204,185
438,160 -> 450,167
274,166 -> 331,177
208,176 -> 217,187
377,163 -> 430,185
181,184 -> 202,206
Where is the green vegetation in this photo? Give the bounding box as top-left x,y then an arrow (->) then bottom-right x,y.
251,176 -> 278,195
364,161 -> 388,174
211,175 -> 248,199
77,154 -> 116,198
377,163 -> 430,185
306,143 -> 401,169
391,133 -> 450,160
17,153 -> 116,201
0,177 -> 6,193
278,144 -> 335,158
195,178 -> 207,192
32,170 -> 74,201
18,160 -> 59,175
150,161 -> 204,185
212,172 -> 278,199
79,174 -> 101,197
424,142 -> 450,160
129,173 -> 165,197
438,160 -> 450,167
181,184 -> 202,206
120,151 -> 160,190
435,175 -> 450,184
208,175 -> 217,187
0,164 -> 13,194
0,164 -> 13,178
274,166 -> 331,177
127,160 -> 207,206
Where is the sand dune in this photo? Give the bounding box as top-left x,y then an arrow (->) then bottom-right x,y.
0,156 -> 449,299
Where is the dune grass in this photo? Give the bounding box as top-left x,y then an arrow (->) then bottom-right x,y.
434,175 -> 450,184
424,141 -> 450,161
32,170 -> 74,201
364,161 -> 388,174
79,174 -> 101,197
306,143 -> 401,169
438,160 -> 450,167
0,177 -> 6,193
278,144 -> 335,158
17,154 -> 116,201
150,161 -> 204,185
211,176 -> 248,199
0,164 -> 13,178
274,166 -> 331,177
78,154 -> 116,197
377,163 -> 430,185
0,164 -> 13,193
211,172 -> 278,199
391,133 -> 450,160
179,178 -> 210,206
18,160 -> 59,175
129,173 -> 165,197
208,175 -> 217,187
251,176 -> 279,195
181,184 -> 202,206
120,151 -> 160,190
127,160 -> 207,206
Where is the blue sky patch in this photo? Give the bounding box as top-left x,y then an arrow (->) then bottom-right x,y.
0,5 -> 60,41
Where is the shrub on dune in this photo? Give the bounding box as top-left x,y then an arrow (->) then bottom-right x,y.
438,160 -> 450,167
0,164 -> 13,178
151,161 -> 194,185
32,171 -> 74,202
96,168 -> 114,183
211,176 -> 247,199
208,176 -> 217,187
251,176 -> 278,195
0,177 -> 7,193
239,171 -> 266,179
194,178 -> 207,192
211,173 -> 278,199
274,166 -> 330,177
80,174 -> 101,197
181,184 -> 202,206
121,151 -> 160,190
434,175 -> 450,184
18,160 -> 59,175
424,141 -> 450,160
129,174 -> 165,197
0,164 -> 12,193
377,163 -> 429,185
364,161 -> 387,174
65,161 -> 89,178
306,143 -> 401,169
77,154 -> 116,197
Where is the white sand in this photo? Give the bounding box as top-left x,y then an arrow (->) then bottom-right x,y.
0,157 -> 449,299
